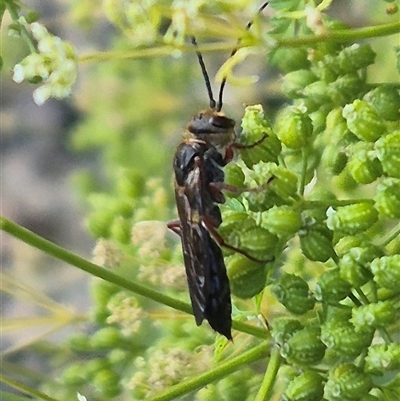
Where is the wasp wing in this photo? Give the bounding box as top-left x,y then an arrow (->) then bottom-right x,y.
173,141 -> 232,339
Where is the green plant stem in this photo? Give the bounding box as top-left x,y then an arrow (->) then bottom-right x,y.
302,199 -> 374,209
148,341 -> 270,401
0,375 -> 59,401
376,221 -> 400,247
79,20 -> 400,63
5,1 -> 37,53
355,287 -> 370,305
298,147 -> 309,196
0,391 -> 35,401
0,215 -> 268,339
277,21 -> 400,46
254,346 -> 281,401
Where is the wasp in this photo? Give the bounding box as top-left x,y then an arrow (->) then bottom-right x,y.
168,2 -> 270,340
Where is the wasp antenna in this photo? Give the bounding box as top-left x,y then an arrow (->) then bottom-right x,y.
216,1 -> 269,112
191,36 -> 217,110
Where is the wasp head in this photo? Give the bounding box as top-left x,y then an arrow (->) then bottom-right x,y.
186,109 -> 236,151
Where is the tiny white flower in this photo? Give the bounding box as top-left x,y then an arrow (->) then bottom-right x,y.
77,393 -> 87,401
31,22 -> 49,41
12,64 -> 25,83
33,84 -> 52,105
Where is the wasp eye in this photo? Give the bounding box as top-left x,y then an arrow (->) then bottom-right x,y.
210,116 -> 234,129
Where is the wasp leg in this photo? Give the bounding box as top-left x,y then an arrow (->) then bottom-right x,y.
167,220 -> 182,237
201,215 -> 274,264
224,133 -> 269,163
233,133 -> 269,150
209,175 -> 275,196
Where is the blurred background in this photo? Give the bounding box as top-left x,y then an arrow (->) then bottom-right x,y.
1,0 -> 398,398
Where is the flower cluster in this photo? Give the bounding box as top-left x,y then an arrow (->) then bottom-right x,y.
12,20 -> 77,105
218,29 -> 399,400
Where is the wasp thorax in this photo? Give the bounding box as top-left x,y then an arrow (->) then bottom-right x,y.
186,108 -> 236,149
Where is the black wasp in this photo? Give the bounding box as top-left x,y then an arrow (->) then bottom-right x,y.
168,2 -> 270,340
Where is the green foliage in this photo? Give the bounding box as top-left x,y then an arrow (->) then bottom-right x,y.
2,0 -> 400,401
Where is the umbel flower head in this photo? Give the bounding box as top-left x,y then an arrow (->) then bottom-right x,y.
13,20 -> 77,105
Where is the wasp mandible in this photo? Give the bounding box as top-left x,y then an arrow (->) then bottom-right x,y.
168,2 -> 271,340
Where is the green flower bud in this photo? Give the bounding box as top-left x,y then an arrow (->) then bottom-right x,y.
271,318 -> 303,345
275,106 -> 313,149
321,319 -> 373,356
326,203 -> 378,235
315,269 -> 352,304
108,349 -> 130,365
272,274 -> 315,315
224,163 -> 245,189
375,130 -> 400,178
85,358 -> 111,379
25,11 -> 41,24
324,363 -> 373,400
259,205 -> 302,236
110,216 -> 132,244
227,254 -> 266,299
219,216 -> 277,260
322,144 -> 348,175
244,162 -> 298,210
370,255 -> 400,292
351,301 -> 397,331
92,283 -> 120,324
241,132 -> 282,168
342,100 -> 387,142
116,169 -> 145,198
282,326 -> 326,365
311,56 -> 339,83
240,105 -> 271,140
219,212 -> 255,243
333,168 -> 358,192
338,244 -> 382,287
86,210 -> 114,238
68,333 -> 92,352
282,69 -> 318,98
328,74 -> 365,106
325,107 -> 354,141
335,235 -> 365,256
269,47 -> 310,72
196,385 -> 219,401
92,369 -> 121,397
221,209 -> 248,225
267,164 -> 299,199
347,142 -> 383,184
302,80 -> 331,103
374,178 -> 400,218
283,371 -> 324,401
239,225 -> 278,255
364,85 -> 400,121
90,326 -> 122,349
299,223 -> 336,262
310,107 -> 330,134
365,343 -> 400,374
337,44 -> 376,73
61,364 -> 89,386
386,2 -> 399,15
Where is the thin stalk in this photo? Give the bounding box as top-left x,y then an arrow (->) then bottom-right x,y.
254,346 -> 281,401
79,21 -> 400,63
0,216 -> 268,338
376,221 -> 400,247
302,199 -> 374,209
5,1 -> 37,53
148,341 -> 270,401
0,375 -> 59,401
0,391 -> 37,401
